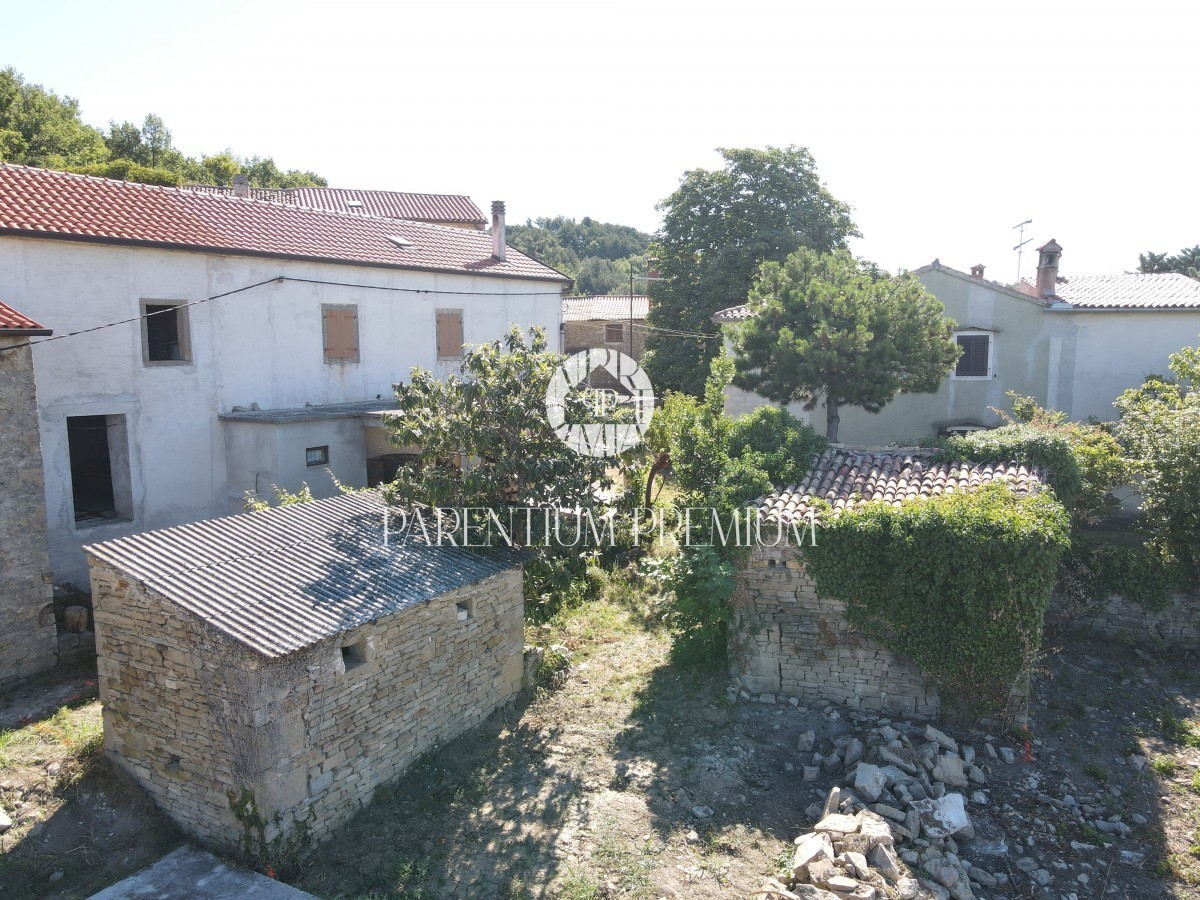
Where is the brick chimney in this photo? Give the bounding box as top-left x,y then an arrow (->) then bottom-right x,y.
1035,239 -> 1063,298
970,264 -> 985,280
491,201 -> 506,261
232,173 -> 250,199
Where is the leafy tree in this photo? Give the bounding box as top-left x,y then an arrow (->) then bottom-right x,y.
0,67 -> 108,167
65,159 -> 183,186
644,146 -> 858,396
507,216 -> 651,294
1115,344 -> 1200,579
731,248 -> 959,442
1139,246 -> 1200,280
239,155 -> 326,189
104,120 -> 145,163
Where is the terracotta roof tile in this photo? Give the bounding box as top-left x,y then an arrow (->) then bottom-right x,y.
1020,272 -> 1200,309
0,298 -> 49,334
712,303 -> 752,322
756,448 -> 1044,524
562,295 -> 649,322
180,184 -> 486,225
0,165 -> 568,283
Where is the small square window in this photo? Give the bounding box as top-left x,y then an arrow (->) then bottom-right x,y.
341,638 -> 368,672
456,600 -> 474,622
306,446 -> 329,467
142,300 -> 191,364
605,323 -> 624,343
954,333 -> 991,378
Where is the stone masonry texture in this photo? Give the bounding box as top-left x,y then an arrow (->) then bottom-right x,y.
730,544 -> 941,720
90,558 -> 524,851
0,335 -> 57,685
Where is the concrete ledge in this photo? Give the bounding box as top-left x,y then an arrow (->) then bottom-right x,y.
89,845 -> 317,899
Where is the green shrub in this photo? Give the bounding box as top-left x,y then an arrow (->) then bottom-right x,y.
806,482 -> 1070,720
1059,534 -> 1186,612
654,546 -> 737,666
941,423 -> 1083,511
727,404 -> 828,492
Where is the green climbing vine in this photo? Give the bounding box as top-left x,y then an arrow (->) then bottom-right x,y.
805,483 -> 1071,720
228,787 -> 313,880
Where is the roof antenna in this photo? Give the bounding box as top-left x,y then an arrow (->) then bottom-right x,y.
1012,219 -> 1033,286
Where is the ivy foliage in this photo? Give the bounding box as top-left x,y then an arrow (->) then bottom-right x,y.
805,483 -> 1070,720
1058,534 -> 1186,613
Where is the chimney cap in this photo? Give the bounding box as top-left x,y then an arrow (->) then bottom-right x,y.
1036,238 -> 1062,254
970,263 -> 985,279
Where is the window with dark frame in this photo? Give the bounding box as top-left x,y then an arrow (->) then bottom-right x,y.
142,301 -> 190,364
954,334 -> 991,378
437,310 -> 464,358
323,305 -> 359,363
306,446 -> 329,467
605,323 -> 624,343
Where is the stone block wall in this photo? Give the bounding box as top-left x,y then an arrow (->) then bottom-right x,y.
563,319 -> 646,361
0,336 -> 57,685
730,543 -> 940,719
90,558 -> 524,850
1050,590 -> 1199,649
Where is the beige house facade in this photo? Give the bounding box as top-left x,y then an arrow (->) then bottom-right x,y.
721,243 -> 1200,445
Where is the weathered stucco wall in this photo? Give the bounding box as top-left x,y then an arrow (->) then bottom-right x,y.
0,336 -> 58,684
730,543 -> 940,719
90,557 -> 524,849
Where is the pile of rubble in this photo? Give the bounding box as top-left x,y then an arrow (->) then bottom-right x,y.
757,722 -> 1012,900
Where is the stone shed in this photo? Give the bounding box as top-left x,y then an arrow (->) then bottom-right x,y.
0,300 -> 57,685
731,449 -> 1043,719
85,491 -> 524,850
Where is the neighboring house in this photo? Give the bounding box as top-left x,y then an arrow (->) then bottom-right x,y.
180,177 -> 487,229
0,165 -> 569,585
561,295 -> 649,360
732,448 -> 1043,719
87,490 -> 524,849
718,240 -> 1200,445
0,300 -> 57,684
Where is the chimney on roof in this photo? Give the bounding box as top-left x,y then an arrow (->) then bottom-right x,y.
232,173 -> 250,199
970,264 -> 985,280
1035,239 -> 1063,298
491,201 -> 506,261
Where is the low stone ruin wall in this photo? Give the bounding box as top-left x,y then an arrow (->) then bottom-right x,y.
1050,590 -> 1199,649
730,544 -> 940,720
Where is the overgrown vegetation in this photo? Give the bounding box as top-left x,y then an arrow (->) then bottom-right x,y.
507,216 -> 651,296
805,483 -> 1071,720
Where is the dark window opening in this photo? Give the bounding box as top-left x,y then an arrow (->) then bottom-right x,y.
605,323 -> 624,343
955,334 -> 990,378
342,638 -> 368,672
68,416 -> 116,522
306,446 -> 329,467
145,305 -> 183,361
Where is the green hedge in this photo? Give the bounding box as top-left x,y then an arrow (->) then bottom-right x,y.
805,483 -> 1070,719
940,423 -> 1083,511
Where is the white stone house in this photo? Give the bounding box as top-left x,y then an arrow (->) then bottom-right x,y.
718,240 -> 1200,445
0,165 -> 570,585
86,491 -> 524,849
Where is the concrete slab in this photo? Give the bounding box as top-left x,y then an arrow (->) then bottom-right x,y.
89,845 -> 317,899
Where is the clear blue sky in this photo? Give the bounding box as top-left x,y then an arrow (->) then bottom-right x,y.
4,0 -> 1197,280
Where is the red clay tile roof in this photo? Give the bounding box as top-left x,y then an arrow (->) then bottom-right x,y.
0,299 -> 50,334
0,165 -> 568,283
180,185 -> 486,225
712,304 -> 752,322
562,295 -> 649,322
757,448 -> 1044,523
1020,272 -> 1200,309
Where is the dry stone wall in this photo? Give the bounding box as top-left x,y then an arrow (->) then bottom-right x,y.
1051,590 -> 1199,649
731,544 -> 940,720
563,320 -> 646,361
0,336 -> 57,684
90,558 -> 524,850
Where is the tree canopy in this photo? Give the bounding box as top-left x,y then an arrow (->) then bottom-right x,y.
0,67 -> 325,188
644,146 -> 858,396
506,216 -> 651,295
1139,246 -> 1200,280
731,248 -> 960,442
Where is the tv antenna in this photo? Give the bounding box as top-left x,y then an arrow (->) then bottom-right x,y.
1012,219 -> 1033,285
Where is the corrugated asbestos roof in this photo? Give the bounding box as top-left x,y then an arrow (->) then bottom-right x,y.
180,185 -> 486,225
562,295 -> 650,322
0,298 -> 50,333
1023,272 -> 1200,309
85,492 -> 519,659
0,165 -> 568,282
757,448 -> 1044,523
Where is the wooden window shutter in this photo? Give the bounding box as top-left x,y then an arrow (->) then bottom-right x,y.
437,311 -> 463,358
324,307 -> 358,361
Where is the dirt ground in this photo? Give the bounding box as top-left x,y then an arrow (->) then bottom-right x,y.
1,594 -> 1198,899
